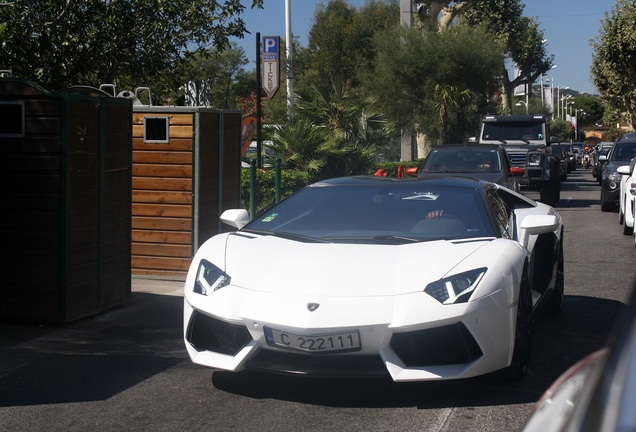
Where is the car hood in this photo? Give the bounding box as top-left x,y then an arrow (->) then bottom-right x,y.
609,160 -> 630,172
223,233 -> 491,297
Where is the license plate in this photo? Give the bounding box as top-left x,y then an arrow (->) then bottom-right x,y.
264,327 -> 361,353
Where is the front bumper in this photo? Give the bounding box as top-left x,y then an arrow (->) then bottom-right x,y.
601,181 -> 620,204
183,288 -> 515,382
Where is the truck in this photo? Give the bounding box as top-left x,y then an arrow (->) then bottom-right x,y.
473,114 -> 561,207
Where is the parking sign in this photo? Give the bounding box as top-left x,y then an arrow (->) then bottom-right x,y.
261,36 -> 280,99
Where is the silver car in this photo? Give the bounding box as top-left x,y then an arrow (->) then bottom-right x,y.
522,286 -> 636,431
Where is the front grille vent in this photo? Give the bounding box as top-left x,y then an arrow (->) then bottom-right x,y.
390,323 -> 483,367
186,311 -> 252,355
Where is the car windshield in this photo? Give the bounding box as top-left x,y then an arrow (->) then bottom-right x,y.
243,182 -> 495,243
611,143 -> 636,161
482,121 -> 544,141
422,148 -> 502,173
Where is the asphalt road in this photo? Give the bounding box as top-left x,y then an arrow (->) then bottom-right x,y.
1,168 -> 634,432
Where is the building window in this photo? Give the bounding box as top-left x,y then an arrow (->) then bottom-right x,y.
0,101 -> 25,138
143,116 -> 169,143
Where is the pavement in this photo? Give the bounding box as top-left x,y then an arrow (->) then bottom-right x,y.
131,275 -> 185,297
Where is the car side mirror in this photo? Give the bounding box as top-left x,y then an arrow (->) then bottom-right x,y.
220,209 -> 250,229
617,165 -> 631,175
519,214 -> 560,249
599,155 -> 607,162
468,137 -> 477,143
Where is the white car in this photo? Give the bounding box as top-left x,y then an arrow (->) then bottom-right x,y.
183,176 -> 564,382
617,159 -> 636,236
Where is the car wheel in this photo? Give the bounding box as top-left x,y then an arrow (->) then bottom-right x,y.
624,217 -> 633,236
501,273 -> 532,381
601,200 -> 613,212
540,181 -> 558,207
620,208 -> 624,225
546,239 -> 564,316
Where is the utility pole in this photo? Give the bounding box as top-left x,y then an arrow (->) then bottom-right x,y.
285,0 -> 293,121
400,0 -> 413,161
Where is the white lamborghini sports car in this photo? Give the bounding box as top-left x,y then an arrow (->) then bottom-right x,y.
184,176 -> 564,382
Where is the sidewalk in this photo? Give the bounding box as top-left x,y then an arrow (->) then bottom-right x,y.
132,276 -> 185,297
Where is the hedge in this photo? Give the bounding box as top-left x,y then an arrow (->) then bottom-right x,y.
239,158 -> 425,215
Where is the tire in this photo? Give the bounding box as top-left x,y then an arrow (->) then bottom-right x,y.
546,239 -> 564,316
539,181 -> 558,207
623,217 -> 633,236
619,208 -> 624,225
601,200 -> 613,212
501,273 -> 532,381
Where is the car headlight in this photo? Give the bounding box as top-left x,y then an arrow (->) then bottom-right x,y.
608,171 -> 623,182
526,153 -> 542,166
194,259 -> 230,295
424,268 -> 487,304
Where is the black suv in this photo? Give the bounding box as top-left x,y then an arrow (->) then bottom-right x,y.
600,140 -> 636,212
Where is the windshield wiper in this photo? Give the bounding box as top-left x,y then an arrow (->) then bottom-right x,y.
241,228 -> 327,243
373,235 -> 420,243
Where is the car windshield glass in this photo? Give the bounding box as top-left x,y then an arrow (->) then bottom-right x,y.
482,121 -> 544,141
612,143 -> 636,161
243,182 -> 495,243
422,148 -> 502,173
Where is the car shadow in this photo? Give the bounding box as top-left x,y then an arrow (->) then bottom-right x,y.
211,295 -> 625,409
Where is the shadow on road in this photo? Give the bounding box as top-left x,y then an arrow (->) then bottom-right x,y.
0,292 -> 186,408
210,295 -> 625,410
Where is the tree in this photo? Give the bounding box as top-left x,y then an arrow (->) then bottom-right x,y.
265,81 -> 395,179
365,24 -> 502,144
592,0 -> 636,129
298,0 -> 399,93
0,0 -> 264,97
178,42 -> 251,108
460,0 -> 553,113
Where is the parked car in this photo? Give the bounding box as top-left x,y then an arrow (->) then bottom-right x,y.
619,131 -> 636,141
571,142 -> 585,164
549,143 -> 569,181
600,140 -> 636,212
183,176 -> 564,382
417,143 -> 524,192
560,143 -> 576,172
618,158 -> 636,235
242,141 -> 276,168
593,142 -> 615,184
522,284 -> 636,432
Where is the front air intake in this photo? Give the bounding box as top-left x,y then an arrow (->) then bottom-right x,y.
186,311 -> 252,355
390,323 -> 483,367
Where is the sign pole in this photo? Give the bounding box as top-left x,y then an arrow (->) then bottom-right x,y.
256,32 -> 262,169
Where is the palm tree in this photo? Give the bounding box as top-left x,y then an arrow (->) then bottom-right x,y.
432,84 -> 473,145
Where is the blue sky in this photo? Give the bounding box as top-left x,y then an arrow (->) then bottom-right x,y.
232,0 -> 616,95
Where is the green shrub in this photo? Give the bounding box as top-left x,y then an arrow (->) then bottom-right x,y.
240,159 -> 424,216
241,168 -> 311,215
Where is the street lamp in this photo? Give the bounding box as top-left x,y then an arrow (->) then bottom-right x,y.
557,86 -> 569,118
564,100 -> 574,121
560,94 -> 573,120
516,100 -> 528,114
575,109 -> 585,140
540,65 -> 557,107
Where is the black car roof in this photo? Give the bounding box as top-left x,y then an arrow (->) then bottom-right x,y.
312,175 -> 486,189
431,143 -> 505,150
